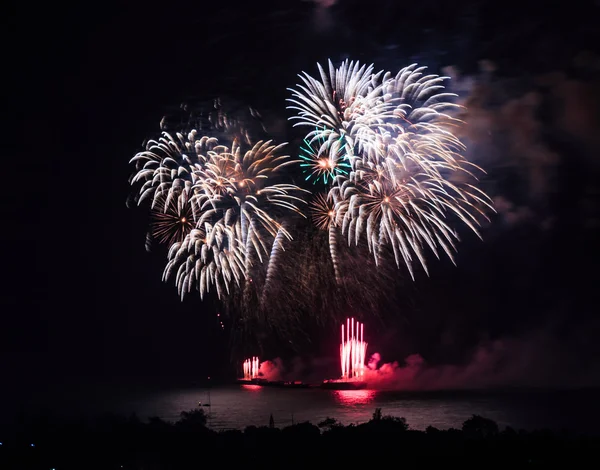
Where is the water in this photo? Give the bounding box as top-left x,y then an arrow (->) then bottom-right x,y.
4,384 -> 598,434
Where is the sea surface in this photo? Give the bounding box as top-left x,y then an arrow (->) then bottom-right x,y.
3,384 -> 599,435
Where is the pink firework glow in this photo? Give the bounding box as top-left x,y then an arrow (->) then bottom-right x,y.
243,356 -> 260,380
340,318 -> 368,380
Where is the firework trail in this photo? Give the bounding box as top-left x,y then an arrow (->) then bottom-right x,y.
288,59 -> 494,279
253,223 -> 405,334
260,223 -> 288,309
310,193 -> 344,285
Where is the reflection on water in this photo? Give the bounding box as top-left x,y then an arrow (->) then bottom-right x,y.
333,390 -> 376,406
4,385 -> 599,435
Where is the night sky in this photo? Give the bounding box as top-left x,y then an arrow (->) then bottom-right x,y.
5,0 -> 600,389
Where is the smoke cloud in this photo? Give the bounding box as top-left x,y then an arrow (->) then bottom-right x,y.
258,356 -> 337,383
444,55 -> 600,233
258,319 -> 600,390
258,357 -> 285,381
308,0 -> 337,6
305,0 -> 337,32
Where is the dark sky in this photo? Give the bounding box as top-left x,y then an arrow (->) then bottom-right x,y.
4,0 -> 600,388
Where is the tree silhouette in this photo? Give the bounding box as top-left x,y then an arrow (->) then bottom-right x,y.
175,409 -> 207,431
462,415 -> 499,437
318,417 -> 341,430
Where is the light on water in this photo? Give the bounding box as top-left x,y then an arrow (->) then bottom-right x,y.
333,390 -> 376,406
2,384 -> 598,435
240,385 -> 262,391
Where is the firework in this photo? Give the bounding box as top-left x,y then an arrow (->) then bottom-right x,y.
299,127 -> 351,185
128,97 -> 270,215
287,60 -> 389,162
340,317 -> 367,380
125,62 -> 494,338
129,130 -> 217,210
163,223 -> 245,300
243,356 -> 260,380
289,60 -> 494,279
148,192 -> 195,248
129,99 -> 308,306
191,139 -> 307,247
163,139 -> 307,300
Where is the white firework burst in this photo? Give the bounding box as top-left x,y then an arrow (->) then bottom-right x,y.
291,59 -> 495,279
163,223 -> 245,300
287,59 -> 391,164
130,116 -> 308,302
128,130 -> 218,210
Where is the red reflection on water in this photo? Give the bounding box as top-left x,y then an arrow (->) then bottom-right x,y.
333,389 -> 376,405
241,385 -> 262,391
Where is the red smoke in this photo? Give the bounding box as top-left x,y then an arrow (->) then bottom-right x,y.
253,325 -> 600,390
258,358 -> 285,381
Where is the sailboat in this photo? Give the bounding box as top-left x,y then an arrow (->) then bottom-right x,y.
198,377 -> 212,407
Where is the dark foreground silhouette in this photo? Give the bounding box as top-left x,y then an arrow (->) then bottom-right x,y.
1,408 -> 598,469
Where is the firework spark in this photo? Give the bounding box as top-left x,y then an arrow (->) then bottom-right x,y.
340,317 -> 367,380
243,356 -> 260,380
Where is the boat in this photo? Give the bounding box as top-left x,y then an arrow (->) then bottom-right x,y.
236,379 -> 312,388
236,379 -> 255,385
320,380 -> 368,390
258,380 -> 285,387
283,381 -> 312,389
